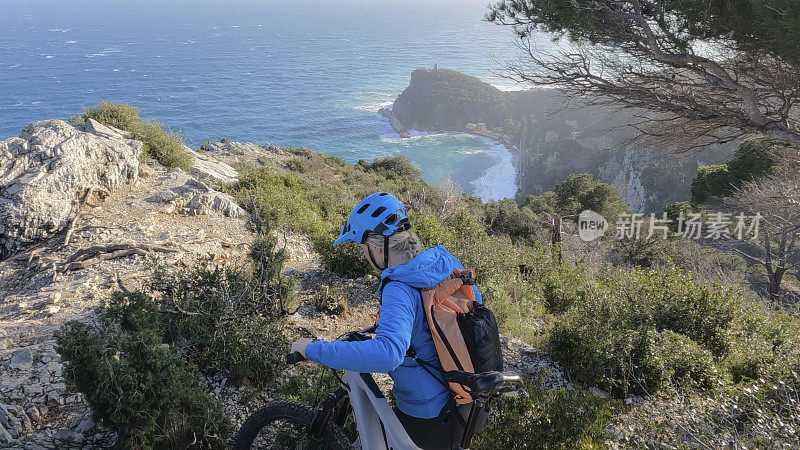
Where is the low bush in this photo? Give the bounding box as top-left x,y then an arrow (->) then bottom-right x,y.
473,383 -> 617,449
691,164 -> 733,202
691,137 -> 791,202
547,268 -> 739,395
315,285 -> 347,315
137,119 -> 194,172
482,198 -> 540,242
74,101 -> 194,171
81,101 -> 141,134
356,154 -> 422,180
552,173 -> 629,219
617,369 -> 800,448
57,293 -> 231,448
57,222 -> 293,447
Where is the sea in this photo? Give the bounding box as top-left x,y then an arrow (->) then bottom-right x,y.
0,0 -> 532,201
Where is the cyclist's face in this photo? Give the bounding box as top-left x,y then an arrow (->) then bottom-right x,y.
360,243 -> 384,272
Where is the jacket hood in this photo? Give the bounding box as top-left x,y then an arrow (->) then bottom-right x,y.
378,245 -> 464,295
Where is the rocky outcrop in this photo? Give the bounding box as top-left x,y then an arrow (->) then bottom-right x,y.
0,120 -> 141,256
145,167 -> 246,218
199,139 -> 284,167
191,148 -> 239,185
377,107 -> 411,138
392,68 -> 511,132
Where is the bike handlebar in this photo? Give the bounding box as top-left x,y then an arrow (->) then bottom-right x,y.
286,352 -> 307,365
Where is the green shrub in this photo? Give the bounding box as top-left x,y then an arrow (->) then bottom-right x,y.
57,293 -> 231,449
663,201 -> 693,228
56,221 -> 294,446
148,227 -> 292,386
483,198 -> 540,241
691,137 -> 792,203
81,101 -> 141,135
617,370 -> 800,448
552,173 -> 628,219
315,285 -> 347,315
691,164 -> 733,202
76,102 -> 194,171
522,191 -> 557,216
540,262 -> 589,314
356,154 -> 422,180
137,119 -> 194,171
473,383 -> 616,449
547,268 -> 740,395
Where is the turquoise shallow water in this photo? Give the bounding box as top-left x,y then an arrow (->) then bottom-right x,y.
0,0 -> 528,199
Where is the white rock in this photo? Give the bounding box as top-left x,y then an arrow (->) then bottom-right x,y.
588,386 -> 610,399
190,149 -> 239,185
0,120 -> 141,254
9,349 -> 32,370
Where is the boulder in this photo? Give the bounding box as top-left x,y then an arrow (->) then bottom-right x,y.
83,118 -> 129,140
190,148 -> 239,185
145,169 -> 246,218
0,120 -> 141,255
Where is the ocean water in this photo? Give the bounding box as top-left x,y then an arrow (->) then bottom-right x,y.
0,0 -> 527,200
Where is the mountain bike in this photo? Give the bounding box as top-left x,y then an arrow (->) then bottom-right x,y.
233,325 -> 523,450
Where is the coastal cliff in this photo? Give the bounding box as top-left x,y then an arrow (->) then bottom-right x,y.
385,68 -> 732,212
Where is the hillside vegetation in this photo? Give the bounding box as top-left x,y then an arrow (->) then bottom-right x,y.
56,103 -> 799,448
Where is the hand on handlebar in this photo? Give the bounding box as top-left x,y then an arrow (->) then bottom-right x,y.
289,338 -> 314,365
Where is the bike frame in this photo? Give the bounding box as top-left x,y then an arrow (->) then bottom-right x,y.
307,369 -> 488,450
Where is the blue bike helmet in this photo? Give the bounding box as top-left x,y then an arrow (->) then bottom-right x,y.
333,191 -> 409,248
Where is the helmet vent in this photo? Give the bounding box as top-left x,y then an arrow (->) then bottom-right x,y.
378,192 -> 388,196
371,206 -> 386,217
385,213 -> 397,224
356,203 -> 370,214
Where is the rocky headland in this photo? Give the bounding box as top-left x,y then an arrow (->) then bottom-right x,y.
382,67 -> 734,212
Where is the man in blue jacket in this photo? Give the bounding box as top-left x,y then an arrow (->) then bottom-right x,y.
291,191 -> 483,449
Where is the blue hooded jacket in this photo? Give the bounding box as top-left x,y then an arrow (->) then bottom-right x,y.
304,245 -> 482,419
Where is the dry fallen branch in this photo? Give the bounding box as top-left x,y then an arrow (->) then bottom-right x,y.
60,243 -> 178,272
64,187 -> 95,247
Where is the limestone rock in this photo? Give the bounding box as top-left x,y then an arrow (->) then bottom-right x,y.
198,139 -> 283,166
191,149 -> 239,185
145,168 -> 245,218
9,349 -> 32,370
83,118 -> 129,140
0,120 -> 141,255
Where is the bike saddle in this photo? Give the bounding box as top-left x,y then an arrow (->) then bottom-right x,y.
443,371 -> 524,396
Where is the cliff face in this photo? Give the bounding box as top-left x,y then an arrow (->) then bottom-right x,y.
390,68 -> 732,212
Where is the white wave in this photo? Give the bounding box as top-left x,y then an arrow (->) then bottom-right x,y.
49,28 -> 70,33
44,55 -> 54,59
85,47 -> 122,58
10,64 -> 21,68
351,99 -> 393,113
490,81 -> 527,92
65,40 -> 77,44
470,138 -> 518,201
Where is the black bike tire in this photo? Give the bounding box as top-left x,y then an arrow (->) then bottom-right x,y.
233,401 -> 352,450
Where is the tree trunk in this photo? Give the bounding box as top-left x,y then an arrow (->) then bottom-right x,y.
768,267 -> 786,303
